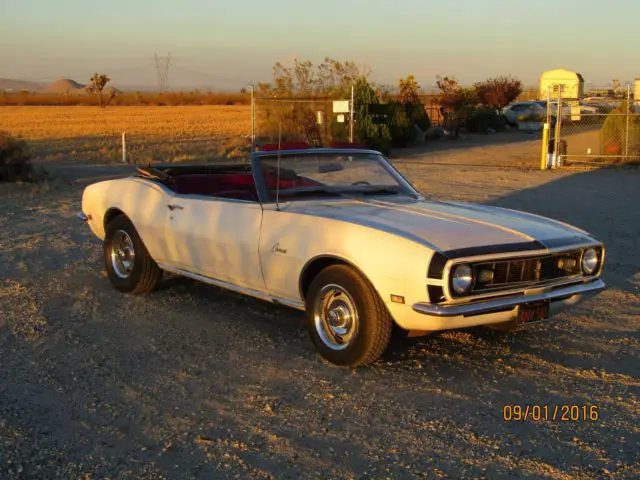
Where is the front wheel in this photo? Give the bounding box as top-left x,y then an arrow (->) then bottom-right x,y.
104,214 -> 162,294
306,265 -> 393,367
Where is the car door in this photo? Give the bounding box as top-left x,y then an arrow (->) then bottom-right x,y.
163,194 -> 265,291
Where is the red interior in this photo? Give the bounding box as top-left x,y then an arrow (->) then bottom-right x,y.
168,172 -> 322,201
261,171 -> 321,190
258,141 -> 311,151
169,174 -> 258,201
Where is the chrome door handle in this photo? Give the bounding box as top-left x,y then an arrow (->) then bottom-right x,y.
167,204 -> 184,211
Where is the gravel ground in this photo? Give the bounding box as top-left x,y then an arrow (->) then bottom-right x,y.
1,144 -> 639,479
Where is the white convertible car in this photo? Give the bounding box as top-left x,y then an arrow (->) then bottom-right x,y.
79,147 -> 606,366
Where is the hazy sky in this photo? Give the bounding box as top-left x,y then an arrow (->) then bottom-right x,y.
1,0 -> 638,90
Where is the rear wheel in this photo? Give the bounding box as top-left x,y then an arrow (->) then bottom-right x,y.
306,265 -> 393,367
104,215 -> 162,294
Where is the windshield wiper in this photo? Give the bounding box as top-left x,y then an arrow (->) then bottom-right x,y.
356,187 -> 401,196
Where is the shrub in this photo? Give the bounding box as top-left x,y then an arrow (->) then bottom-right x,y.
407,102 -> 431,132
365,136 -> 392,156
600,100 -> 640,155
465,107 -> 506,133
436,74 -> 523,134
0,131 -> 34,182
385,75 -> 431,147
473,76 -> 522,109
387,101 -> 416,147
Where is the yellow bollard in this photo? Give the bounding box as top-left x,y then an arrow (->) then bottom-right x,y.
540,123 -> 550,170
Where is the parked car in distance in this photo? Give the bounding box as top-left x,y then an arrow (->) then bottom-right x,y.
501,102 -> 546,126
79,147 -> 606,367
582,97 -> 621,112
532,101 -> 599,124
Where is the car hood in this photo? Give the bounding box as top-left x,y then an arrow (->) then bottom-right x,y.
284,197 -> 597,255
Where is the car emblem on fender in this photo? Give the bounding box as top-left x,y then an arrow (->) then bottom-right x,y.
272,242 -> 288,255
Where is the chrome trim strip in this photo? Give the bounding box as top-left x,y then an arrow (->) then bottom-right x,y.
412,279 -> 605,318
159,266 -> 306,311
271,296 -> 306,310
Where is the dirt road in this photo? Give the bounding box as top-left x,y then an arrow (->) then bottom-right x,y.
1,143 -> 638,479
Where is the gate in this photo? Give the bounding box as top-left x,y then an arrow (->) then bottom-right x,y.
543,86 -> 640,168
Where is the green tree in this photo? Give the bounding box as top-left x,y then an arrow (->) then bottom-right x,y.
352,77 -> 389,141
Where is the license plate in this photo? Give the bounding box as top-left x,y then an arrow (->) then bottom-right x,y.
517,301 -> 550,325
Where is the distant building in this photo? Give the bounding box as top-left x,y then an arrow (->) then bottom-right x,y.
634,78 -> 640,103
539,69 -> 584,100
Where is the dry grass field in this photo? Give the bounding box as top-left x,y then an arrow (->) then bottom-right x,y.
1,106 -> 252,164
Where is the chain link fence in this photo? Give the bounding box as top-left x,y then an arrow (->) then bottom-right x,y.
549,87 -> 640,167
252,94 -> 354,150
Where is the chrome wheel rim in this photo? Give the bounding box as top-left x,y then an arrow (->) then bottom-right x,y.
110,230 -> 135,279
313,284 -> 359,351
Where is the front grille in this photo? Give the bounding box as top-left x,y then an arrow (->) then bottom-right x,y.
471,250 -> 586,293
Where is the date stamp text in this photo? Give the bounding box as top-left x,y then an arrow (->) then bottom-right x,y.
503,404 -> 599,422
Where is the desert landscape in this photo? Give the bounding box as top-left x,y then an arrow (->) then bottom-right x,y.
0,111 -> 638,477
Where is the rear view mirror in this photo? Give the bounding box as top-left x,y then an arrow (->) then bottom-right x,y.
318,163 -> 344,173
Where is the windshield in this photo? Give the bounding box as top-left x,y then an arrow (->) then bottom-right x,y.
258,152 -> 416,202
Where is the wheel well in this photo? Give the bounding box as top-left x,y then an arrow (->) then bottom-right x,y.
300,257 -> 348,300
299,256 -> 373,301
104,208 -> 126,230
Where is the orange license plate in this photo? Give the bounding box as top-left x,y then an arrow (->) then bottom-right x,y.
517,302 -> 550,325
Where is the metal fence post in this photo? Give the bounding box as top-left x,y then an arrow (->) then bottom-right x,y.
553,86 -> 562,169
121,132 -> 127,163
625,85 -> 631,158
349,84 -> 355,144
540,87 -> 552,170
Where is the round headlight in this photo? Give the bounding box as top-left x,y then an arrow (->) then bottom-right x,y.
582,248 -> 599,275
452,264 -> 474,294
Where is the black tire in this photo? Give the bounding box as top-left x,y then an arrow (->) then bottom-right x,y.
305,265 -> 393,367
104,214 -> 162,294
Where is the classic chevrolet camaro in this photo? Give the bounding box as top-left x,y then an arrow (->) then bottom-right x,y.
79,148 -> 606,366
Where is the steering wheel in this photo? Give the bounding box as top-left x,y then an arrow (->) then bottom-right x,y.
351,181 -> 371,186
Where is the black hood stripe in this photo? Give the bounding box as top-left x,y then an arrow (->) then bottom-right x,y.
439,235 -> 594,260
537,235 -> 595,249
441,241 -> 545,260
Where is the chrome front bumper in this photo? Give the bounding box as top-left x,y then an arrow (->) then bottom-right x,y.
412,279 -> 605,318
